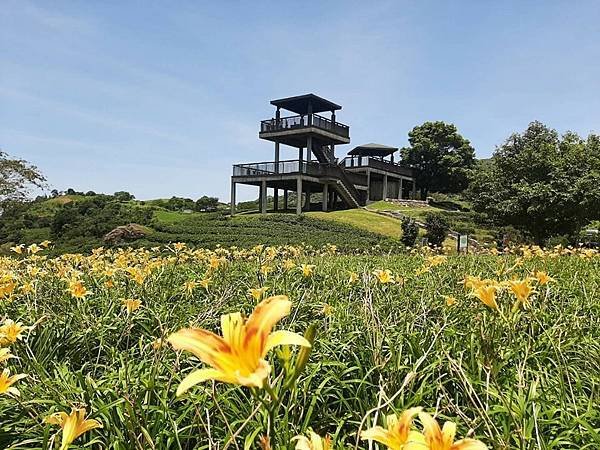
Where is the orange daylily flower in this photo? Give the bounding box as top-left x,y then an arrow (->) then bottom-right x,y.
168,295 -> 311,395
361,407 -> 425,449
419,411 -> 487,450
0,368 -> 26,397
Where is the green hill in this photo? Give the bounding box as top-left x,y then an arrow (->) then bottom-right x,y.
0,194 -> 402,255
1,192 -> 501,255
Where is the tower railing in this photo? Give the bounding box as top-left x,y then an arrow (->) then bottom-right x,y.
260,114 -> 349,138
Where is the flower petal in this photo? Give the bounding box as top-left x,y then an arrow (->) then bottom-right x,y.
176,368 -> 234,396
245,295 -> 292,337
451,438 -> 488,450
168,328 -> 234,372
263,330 -> 311,356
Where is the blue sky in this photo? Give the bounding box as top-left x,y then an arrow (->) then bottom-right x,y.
1,1 -> 599,201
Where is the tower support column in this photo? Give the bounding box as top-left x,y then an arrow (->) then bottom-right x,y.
230,180 -> 236,215
296,177 -> 303,215
399,177 -> 404,199
322,184 -> 329,212
260,180 -> 267,214
283,190 -> 289,210
274,188 -> 279,211
383,174 -> 388,200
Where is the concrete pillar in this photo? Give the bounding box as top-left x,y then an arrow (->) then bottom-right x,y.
283,190 -> 289,210
383,174 -> 388,200
274,142 -> 280,173
306,135 -> 312,162
230,180 -> 236,215
274,188 -> 279,211
366,170 -> 371,201
399,178 -> 404,199
296,177 -> 303,215
412,180 -> 417,200
322,184 -> 329,212
260,180 -> 267,214
303,187 -> 311,211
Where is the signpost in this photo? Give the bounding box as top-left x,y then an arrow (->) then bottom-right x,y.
457,234 -> 468,253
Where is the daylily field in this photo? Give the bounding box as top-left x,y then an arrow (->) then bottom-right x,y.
0,243 -> 599,449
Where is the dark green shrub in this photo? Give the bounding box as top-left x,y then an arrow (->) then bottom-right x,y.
401,218 -> 419,247
425,213 -> 450,247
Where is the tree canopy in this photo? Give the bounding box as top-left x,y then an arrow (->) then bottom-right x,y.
400,121 -> 476,198
468,121 -> 600,244
0,150 -> 46,204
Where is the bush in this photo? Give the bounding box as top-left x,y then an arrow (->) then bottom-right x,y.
425,213 -> 450,247
401,218 -> 419,247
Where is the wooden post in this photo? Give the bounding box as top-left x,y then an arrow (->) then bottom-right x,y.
230,180 -> 236,215
260,180 -> 267,214
322,184 -> 329,212
296,177 -> 302,215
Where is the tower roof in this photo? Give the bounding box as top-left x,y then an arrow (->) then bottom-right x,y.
270,94 -> 342,114
348,143 -> 398,157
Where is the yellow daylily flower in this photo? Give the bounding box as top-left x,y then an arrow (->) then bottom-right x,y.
534,271 -> 555,285
249,287 -> 269,301
348,272 -> 359,284
0,319 -> 27,346
10,244 -> 24,254
121,298 -> 142,314
199,278 -> 211,291
361,407 -> 425,450
471,285 -> 499,310
40,240 -> 52,248
168,295 -> 311,395
283,259 -> 296,271
419,411 -> 487,450
508,278 -> 535,307
46,407 -> 103,450
27,243 -> 41,254
292,430 -> 332,450
0,368 -> 27,397
373,269 -> 395,284
0,348 -> 15,363
68,279 -> 89,299
183,280 -> 198,295
443,296 -> 457,307
300,264 -> 315,278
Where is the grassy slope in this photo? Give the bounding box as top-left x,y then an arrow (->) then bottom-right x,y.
307,209 -> 401,238
368,200 -> 496,243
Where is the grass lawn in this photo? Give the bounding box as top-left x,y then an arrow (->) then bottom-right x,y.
307,208 -> 401,238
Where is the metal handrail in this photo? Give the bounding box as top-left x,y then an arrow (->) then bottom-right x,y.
260,114 -> 349,138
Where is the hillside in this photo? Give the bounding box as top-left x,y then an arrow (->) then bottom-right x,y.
0,194 -> 402,255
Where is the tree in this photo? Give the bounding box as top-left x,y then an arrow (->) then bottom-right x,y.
400,121 -> 476,198
468,122 -> 600,244
113,191 -> 135,201
0,150 -> 46,204
195,196 -> 219,211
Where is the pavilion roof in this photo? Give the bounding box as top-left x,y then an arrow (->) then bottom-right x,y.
348,143 -> 398,157
270,93 -> 342,115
